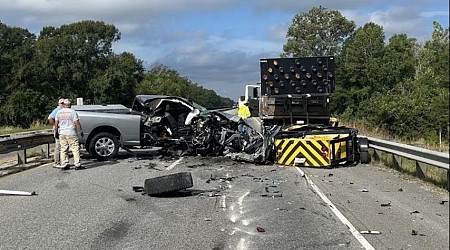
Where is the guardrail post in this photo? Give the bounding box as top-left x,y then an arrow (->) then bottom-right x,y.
392,154 -> 401,170
17,149 -> 27,165
447,170 -> 449,191
41,143 -> 50,158
415,161 -> 427,179
373,149 -> 380,161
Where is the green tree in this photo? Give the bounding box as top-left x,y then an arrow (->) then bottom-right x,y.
0,22 -> 38,126
282,6 -> 355,57
333,23 -> 385,116
378,34 -> 417,90
35,20 -> 121,100
88,52 -> 144,106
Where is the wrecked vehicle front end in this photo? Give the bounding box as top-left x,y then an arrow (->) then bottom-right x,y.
132,95 -> 275,163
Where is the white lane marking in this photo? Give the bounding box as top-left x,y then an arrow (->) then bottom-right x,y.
296,167 -> 375,250
238,191 -> 250,214
236,238 -> 247,250
166,157 -> 183,170
220,194 -> 227,209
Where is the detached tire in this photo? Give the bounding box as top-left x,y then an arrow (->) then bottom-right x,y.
89,132 -> 119,160
144,172 -> 193,196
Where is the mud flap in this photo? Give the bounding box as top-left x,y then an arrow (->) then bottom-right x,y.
144,172 -> 193,195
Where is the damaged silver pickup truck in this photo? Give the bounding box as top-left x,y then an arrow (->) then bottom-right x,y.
73,95 -> 276,163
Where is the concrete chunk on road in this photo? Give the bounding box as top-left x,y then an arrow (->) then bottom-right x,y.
144,172 -> 193,196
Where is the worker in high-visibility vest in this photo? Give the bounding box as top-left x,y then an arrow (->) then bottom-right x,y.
238,102 -> 251,120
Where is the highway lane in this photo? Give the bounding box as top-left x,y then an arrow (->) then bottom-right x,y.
1,111 -> 448,249
244,114 -> 449,249
303,164 -> 449,250
0,152 -> 365,250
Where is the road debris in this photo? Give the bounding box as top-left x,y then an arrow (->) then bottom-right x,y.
256,226 -> 266,232
358,188 -> 369,192
132,186 -> 144,192
410,210 -> 420,214
360,230 -> 381,235
439,200 -> 448,205
381,202 -> 392,207
144,172 -> 193,196
0,189 -> 37,196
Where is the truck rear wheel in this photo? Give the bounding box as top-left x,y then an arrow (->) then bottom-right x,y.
360,151 -> 371,164
89,132 -> 119,160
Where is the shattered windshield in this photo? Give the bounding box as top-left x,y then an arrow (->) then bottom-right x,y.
191,102 -> 209,115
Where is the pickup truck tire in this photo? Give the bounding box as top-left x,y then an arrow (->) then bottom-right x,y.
144,172 -> 193,196
89,132 -> 119,160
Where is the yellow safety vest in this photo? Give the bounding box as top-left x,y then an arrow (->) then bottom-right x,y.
238,105 -> 251,119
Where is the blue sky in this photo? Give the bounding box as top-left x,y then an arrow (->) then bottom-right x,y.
1,0 -> 448,101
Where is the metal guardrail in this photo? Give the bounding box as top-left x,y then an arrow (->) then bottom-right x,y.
0,130 -> 54,165
368,137 -> 449,190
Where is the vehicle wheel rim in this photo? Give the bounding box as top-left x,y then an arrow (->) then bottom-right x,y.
94,137 -> 115,157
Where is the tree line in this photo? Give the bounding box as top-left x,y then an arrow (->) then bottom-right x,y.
282,6 -> 449,144
0,20 -> 234,128
1,7 -> 449,145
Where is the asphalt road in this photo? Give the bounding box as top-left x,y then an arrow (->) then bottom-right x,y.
1,152 -> 364,250
0,112 -> 448,250
1,149 -> 448,250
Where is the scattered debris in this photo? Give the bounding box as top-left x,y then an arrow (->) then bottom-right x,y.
0,189 -> 37,196
358,188 -> 369,192
410,210 -> 420,214
328,173 -> 334,177
204,218 -> 212,221
260,194 -> 282,198
439,200 -> 448,205
398,188 -> 403,192
360,230 -> 381,235
411,230 -> 418,236
256,226 -> 266,232
132,186 -> 144,192
381,202 -> 391,207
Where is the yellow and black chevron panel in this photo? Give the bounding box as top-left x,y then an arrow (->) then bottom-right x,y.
275,136 -> 349,167
275,138 -> 330,167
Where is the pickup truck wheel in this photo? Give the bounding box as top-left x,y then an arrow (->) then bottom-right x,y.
89,132 -> 119,160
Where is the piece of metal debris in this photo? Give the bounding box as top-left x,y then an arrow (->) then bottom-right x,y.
260,194 -> 283,198
381,202 -> 391,207
360,230 -> 381,235
358,188 -> 369,192
256,226 -> 265,232
132,186 -> 144,192
440,200 -> 448,205
0,189 -> 37,196
410,210 -> 420,214
411,230 -> 418,236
